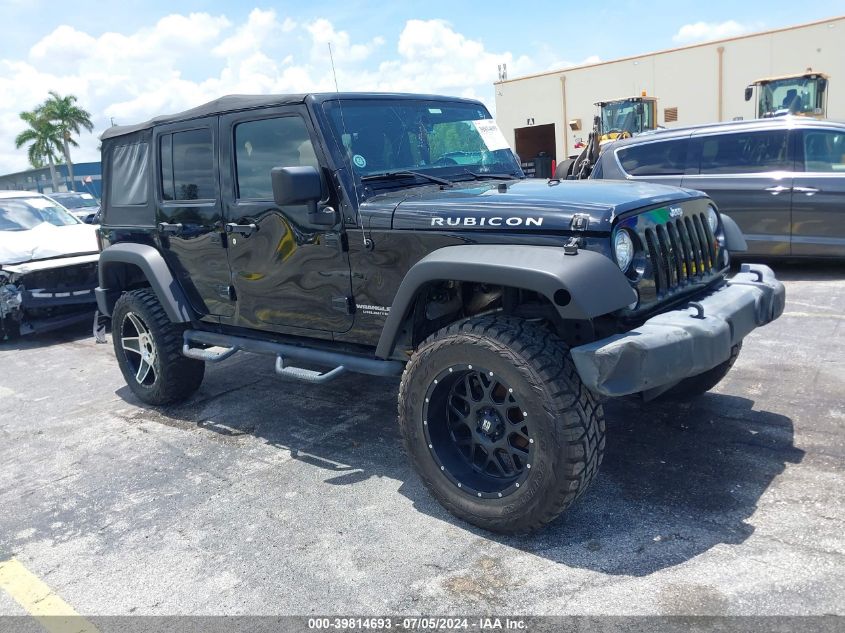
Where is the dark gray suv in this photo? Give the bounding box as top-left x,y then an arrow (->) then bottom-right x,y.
591,118 -> 845,258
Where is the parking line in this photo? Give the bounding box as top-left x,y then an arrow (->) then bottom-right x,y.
781,311 -> 845,320
0,558 -> 99,633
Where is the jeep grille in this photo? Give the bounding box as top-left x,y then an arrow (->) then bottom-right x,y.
641,212 -> 718,295
616,202 -> 723,309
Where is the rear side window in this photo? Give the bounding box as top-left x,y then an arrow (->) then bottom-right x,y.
235,116 -> 319,200
110,142 -> 149,206
699,130 -> 789,174
616,139 -> 689,176
803,130 -> 845,173
160,128 -> 215,201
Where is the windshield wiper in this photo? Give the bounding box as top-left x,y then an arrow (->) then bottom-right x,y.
454,170 -> 520,181
361,171 -> 453,186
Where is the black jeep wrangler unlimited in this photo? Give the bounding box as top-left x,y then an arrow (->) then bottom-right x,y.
96,93 -> 784,533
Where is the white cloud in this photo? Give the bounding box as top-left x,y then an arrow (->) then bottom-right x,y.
672,20 -> 756,44
374,19 -> 533,98
0,11 -> 537,174
212,9 -> 293,59
306,18 -> 384,63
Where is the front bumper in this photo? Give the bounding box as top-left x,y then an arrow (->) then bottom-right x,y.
570,263 -> 785,397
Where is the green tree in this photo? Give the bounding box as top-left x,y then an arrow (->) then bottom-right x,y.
42,91 -> 93,192
14,110 -> 62,191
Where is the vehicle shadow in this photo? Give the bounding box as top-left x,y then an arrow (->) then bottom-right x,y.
498,394 -> 803,575
0,317 -> 100,350
114,354 -> 802,577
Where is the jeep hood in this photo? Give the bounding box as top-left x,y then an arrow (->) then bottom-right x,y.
0,223 -> 99,266
387,179 -> 704,232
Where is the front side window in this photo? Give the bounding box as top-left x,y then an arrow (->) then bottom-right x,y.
235,116 -> 319,200
616,139 -> 689,176
321,99 -> 522,179
698,131 -> 789,174
160,128 -> 215,201
803,130 -> 845,173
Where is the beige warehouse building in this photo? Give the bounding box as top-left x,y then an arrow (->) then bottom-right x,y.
494,15 -> 845,172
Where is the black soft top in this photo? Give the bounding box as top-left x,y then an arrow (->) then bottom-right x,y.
101,92 -> 484,140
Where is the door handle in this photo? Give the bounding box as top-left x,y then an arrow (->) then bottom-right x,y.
764,185 -> 790,195
792,186 -> 820,196
225,222 -> 258,236
158,222 -> 183,235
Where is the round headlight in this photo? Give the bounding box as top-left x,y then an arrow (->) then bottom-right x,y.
707,205 -> 719,232
614,230 -> 634,272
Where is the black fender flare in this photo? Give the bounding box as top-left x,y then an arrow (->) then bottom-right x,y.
375,244 -> 637,359
720,213 -> 748,253
96,243 -> 194,322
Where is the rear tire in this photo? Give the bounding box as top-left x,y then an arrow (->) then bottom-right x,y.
658,343 -> 742,400
554,158 -> 575,180
111,288 -> 204,405
398,315 -> 605,534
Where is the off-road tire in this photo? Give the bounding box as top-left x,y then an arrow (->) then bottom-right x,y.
398,315 -> 605,534
111,288 -> 204,405
659,342 -> 742,400
554,158 -> 575,180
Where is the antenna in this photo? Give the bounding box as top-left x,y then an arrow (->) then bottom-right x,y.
328,42 -> 340,91
327,42 -> 370,249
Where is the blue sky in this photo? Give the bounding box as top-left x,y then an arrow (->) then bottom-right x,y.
1,0 -> 843,173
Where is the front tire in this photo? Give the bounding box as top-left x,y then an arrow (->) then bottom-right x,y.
658,342 -> 742,401
398,316 -> 605,534
111,288 -> 204,405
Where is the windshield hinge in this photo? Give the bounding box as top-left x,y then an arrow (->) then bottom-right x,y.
571,214 -> 590,231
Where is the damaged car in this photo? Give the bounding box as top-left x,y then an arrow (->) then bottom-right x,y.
47,191 -> 101,224
0,191 -> 99,339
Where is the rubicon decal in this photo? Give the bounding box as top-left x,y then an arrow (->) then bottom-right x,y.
430,216 -> 543,227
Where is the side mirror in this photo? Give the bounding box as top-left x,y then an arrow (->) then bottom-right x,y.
270,166 -> 335,225
744,86 -> 753,102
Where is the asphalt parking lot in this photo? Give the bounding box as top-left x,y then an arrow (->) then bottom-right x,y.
0,261 -> 843,617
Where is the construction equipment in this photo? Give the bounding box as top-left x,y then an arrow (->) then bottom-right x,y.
745,70 -> 829,119
563,94 -> 658,178
596,95 -> 659,142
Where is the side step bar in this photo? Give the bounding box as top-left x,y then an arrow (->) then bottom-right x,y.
182,329 -> 403,384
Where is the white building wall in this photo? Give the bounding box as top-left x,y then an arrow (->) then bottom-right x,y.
495,16 -> 845,160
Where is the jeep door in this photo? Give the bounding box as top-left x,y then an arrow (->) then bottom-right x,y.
791,127 -> 845,257
682,128 -> 793,256
154,119 -> 234,318
219,106 -> 353,334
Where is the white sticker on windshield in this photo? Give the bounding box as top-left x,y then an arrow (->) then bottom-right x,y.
353,154 -> 367,168
428,108 -> 442,114
81,193 -> 94,199
472,119 -> 510,151
27,198 -> 55,209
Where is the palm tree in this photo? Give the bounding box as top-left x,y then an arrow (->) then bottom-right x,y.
42,91 -> 93,191
14,111 -> 62,191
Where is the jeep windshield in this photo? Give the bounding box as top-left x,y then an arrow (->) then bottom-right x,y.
322,99 -> 523,188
